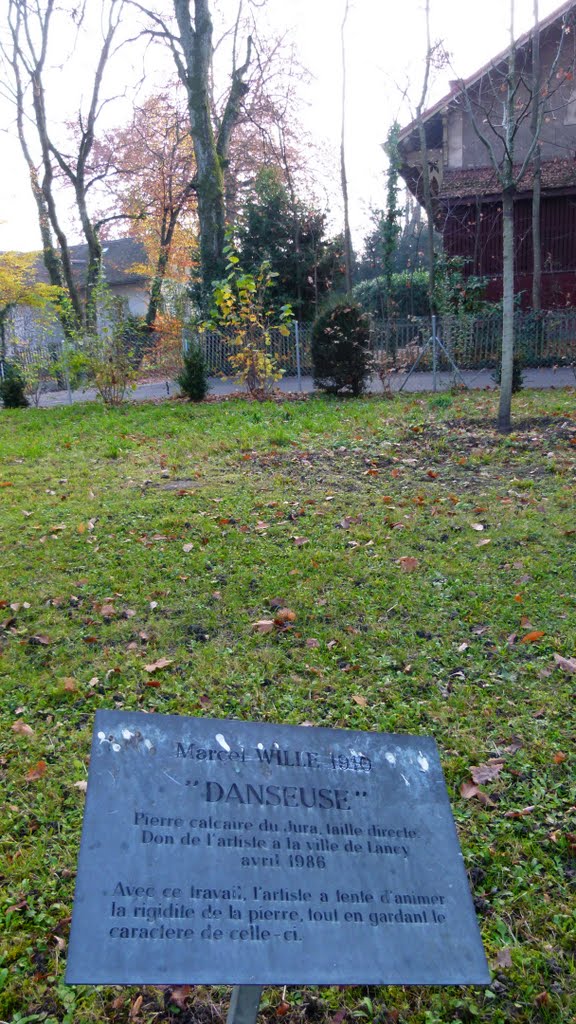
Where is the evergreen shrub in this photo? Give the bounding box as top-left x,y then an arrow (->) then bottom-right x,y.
0,362 -> 29,408
177,341 -> 210,401
311,301 -> 372,396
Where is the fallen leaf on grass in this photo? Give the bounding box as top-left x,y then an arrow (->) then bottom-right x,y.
494,948 -> 513,969
144,657 -> 173,673
293,536 -> 309,546
182,542 -> 194,553
352,694 -> 368,708
169,986 -> 192,1009
29,634 -> 51,646
305,638 -> 320,648
339,515 -> 363,530
520,630 -> 545,643
252,619 -> 275,633
460,781 -> 480,799
396,556 -> 419,572
459,781 -> 495,806
12,720 -> 35,736
61,677 -> 76,692
476,538 -> 491,547
274,608 -> 296,626
553,652 -> 576,674
534,992 -> 551,1008
73,780 -> 88,793
129,994 -> 143,1019
25,760 -> 47,781
470,523 -> 485,531
471,759 -> 505,784
553,752 -> 567,763
276,1002 -> 291,1017
504,805 -> 536,819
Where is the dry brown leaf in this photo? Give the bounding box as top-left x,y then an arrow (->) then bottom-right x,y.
293,536 -> 309,546
504,805 -> 536,819
129,994 -> 143,1019
274,608 -> 297,625
471,759 -> 505,784
169,986 -> 192,1009
460,780 -> 480,799
12,720 -> 35,736
553,652 -> 576,674
470,523 -> 485,531
252,619 -> 275,633
476,538 -> 491,547
352,694 -> 368,708
553,752 -> 567,764
182,542 -> 194,553
73,780 -> 88,793
305,638 -> 320,648
143,657 -> 173,673
61,677 -> 77,692
494,948 -> 513,969
25,760 -> 47,781
397,556 -> 420,572
520,630 -> 545,643
30,634 -> 51,646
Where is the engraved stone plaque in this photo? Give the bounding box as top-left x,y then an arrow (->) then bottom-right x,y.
66,711 -> 490,986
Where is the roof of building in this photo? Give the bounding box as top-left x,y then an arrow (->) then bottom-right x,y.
438,157 -> 576,201
397,0 -> 576,144
33,237 -> 148,288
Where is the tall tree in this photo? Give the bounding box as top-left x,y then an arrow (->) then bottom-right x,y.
133,0 -> 255,298
459,0 -> 573,430
2,0 -> 127,333
531,0 -> 542,311
339,0 -> 354,292
415,0 -> 438,314
237,166 -> 344,320
96,91 -> 198,326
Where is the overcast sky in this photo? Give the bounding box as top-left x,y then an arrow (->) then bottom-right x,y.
0,0 -> 565,253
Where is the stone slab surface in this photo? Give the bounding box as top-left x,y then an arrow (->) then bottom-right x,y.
66,711 -> 490,986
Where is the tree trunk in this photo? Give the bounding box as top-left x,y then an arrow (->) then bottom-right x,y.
415,0 -> 435,313
531,150 -> 542,310
531,0 -> 542,311
498,189 -> 515,432
173,0 -> 252,300
340,0 -> 353,292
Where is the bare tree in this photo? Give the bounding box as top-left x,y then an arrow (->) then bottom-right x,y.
340,0 -> 353,292
1,0 -> 127,332
531,0 -> 542,311
95,91 -> 198,326
458,0 -> 574,431
129,0 -> 257,298
415,0 -> 437,312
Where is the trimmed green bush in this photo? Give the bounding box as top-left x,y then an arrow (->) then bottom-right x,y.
311,301 -> 372,396
0,362 -> 28,408
177,341 -> 210,401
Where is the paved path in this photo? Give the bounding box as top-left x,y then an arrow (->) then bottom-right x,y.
35,366 -> 575,407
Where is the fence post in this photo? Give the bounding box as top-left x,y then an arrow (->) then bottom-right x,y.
432,315 -> 438,392
294,321 -> 302,392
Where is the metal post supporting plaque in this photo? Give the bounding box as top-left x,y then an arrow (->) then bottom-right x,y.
227,986 -> 264,1024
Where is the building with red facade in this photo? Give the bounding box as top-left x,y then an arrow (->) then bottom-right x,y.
397,1 -> 576,308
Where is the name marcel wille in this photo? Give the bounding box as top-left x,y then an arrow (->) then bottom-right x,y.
173,739 -> 372,811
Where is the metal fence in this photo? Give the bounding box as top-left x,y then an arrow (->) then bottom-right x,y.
3,310 -> 576,399
185,323 -> 314,377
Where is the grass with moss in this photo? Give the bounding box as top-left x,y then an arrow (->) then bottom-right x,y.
0,388 -> 575,1024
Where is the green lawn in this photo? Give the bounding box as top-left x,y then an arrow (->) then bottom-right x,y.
1,389 -> 575,1024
